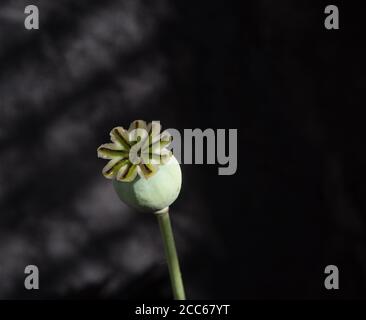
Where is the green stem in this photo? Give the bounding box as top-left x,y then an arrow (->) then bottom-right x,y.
155,207 -> 186,300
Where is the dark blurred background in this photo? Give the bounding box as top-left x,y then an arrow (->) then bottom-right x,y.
0,0 -> 365,299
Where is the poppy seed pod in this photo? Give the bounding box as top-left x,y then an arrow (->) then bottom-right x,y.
97,120 -> 182,212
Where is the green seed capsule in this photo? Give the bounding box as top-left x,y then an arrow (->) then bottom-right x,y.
112,156 -> 182,212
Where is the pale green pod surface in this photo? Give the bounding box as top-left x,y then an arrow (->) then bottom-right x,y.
113,156 -> 182,212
